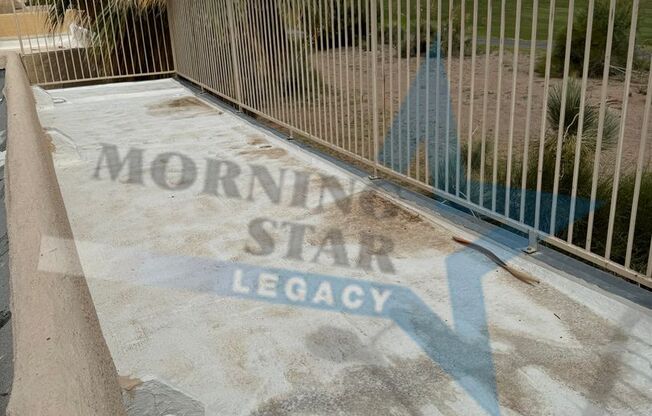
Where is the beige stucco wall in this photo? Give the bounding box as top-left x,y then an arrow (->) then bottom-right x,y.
3,51 -> 126,416
0,4 -> 72,39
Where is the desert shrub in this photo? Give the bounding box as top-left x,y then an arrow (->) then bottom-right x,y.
385,17 -> 438,58
440,5 -> 472,57
520,79 -> 616,233
546,79 -> 620,147
524,78 -> 652,273
527,132 -> 597,200
458,137 -> 523,210
311,0 -> 368,50
559,167 -> 652,274
538,0 -> 638,78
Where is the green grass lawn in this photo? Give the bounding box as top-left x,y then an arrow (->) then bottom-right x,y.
381,0 -> 652,46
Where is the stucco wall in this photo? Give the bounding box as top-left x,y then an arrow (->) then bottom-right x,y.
3,51 -> 125,416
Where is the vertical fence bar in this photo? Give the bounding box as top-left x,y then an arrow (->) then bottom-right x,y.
647,236 -> 652,278
371,0 -> 379,176
445,0 -> 453,193
456,0 -> 465,196
479,0 -> 492,205
325,0 -> 336,145
567,0 -> 596,243
34,0 -> 55,83
466,0 -> 478,201
11,0 -> 25,55
604,0 -> 640,260
55,0 -> 72,82
167,0 -> 177,73
258,1 -> 275,113
504,0 -> 522,218
357,0 -> 365,153
491,0 -> 506,212
388,0 -> 395,169
347,0 -> 355,153
284,0 -> 297,125
297,0 -> 309,134
309,0 -> 324,143
625,55 -> 652,268
230,2 -> 247,103
396,0 -> 403,169
549,0 -> 575,234
299,0 -> 311,135
366,0 -> 373,162
329,0 -> 340,145
336,0 -> 346,146
226,0 -> 243,109
193,0 -> 208,86
534,0 -> 556,231
115,2 -> 130,77
318,0 -> 329,143
62,2 -> 81,80
435,0 -> 442,190
144,4 -> 157,74
312,0 -> 323,140
153,4 -> 166,72
519,0 -> 539,223
415,0 -> 422,181
586,0 -> 617,250
275,0 -> 287,120
425,0 -> 432,186
129,0 -> 144,76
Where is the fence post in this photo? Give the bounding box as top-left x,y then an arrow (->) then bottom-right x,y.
166,0 -> 178,72
523,229 -> 539,255
371,0 -> 379,178
226,0 -> 243,111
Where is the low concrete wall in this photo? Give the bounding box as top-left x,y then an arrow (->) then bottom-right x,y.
0,10 -> 73,39
3,52 -> 125,415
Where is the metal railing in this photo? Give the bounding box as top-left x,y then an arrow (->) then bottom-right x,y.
168,0 -> 652,289
9,0 -> 648,289
8,0 -> 174,85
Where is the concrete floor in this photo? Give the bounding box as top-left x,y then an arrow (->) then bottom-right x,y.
35,78 -> 652,416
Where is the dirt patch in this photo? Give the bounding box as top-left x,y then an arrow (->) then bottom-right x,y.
253,282 -> 650,415
248,136 -> 269,146
238,145 -> 288,160
147,97 -> 220,118
252,325 -> 458,416
312,189 -> 455,256
490,279 -> 648,414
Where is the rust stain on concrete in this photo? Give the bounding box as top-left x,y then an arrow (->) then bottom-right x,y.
147,96 -> 221,117
314,189 -> 456,256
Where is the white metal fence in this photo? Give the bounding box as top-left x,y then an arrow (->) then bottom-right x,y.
168,0 -> 652,289
9,0 -> 650,288
8,0 -> 174,85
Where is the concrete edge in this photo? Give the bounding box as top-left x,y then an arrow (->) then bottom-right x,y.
3,52 -> 125,415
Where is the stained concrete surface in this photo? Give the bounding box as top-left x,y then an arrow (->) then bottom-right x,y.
34,78 -> 652,415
